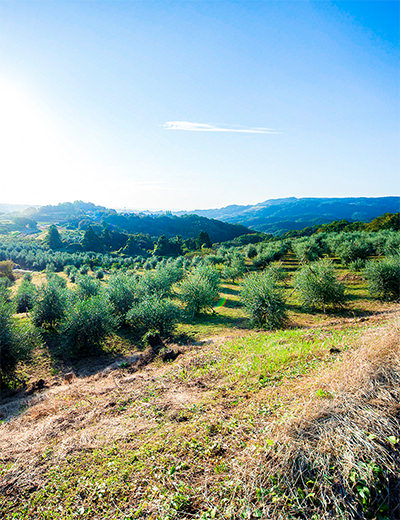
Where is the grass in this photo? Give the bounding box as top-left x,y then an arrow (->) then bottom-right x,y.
3,316 -> 399,519
2,256 -> 400,519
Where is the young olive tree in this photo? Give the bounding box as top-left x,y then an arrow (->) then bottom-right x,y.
31,277 -> 69,328
294,259 -> 346,311
61,294 -> 118,356
106,272 -> 139,322
127,297 -> 180,338
240,271 -> 287,329
180,265 -> 220,316
364,256 -> 400,301
0,298 -> 37,385
14,276 -> 37,313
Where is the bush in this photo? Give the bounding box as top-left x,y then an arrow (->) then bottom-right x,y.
246,244 -> 257,259
0,299 -> 37,385
95,269 -> 104,279
292,238 -> 324,263
127,297 -> 180,337
294,259 -> 346,310
240,271 -> 287,329
106,273 -> 139,321
138,266 -> 182,298
0,260 -> 14,281
335,239 -> 373,266
364,256 -> 400,300
14,278 -> 37,313
222,257 -> 246,282
76,275 -> 102,300
180,271 -> 219,316
61,294 -> 118,355
31,278 -> 69,327
192,263 -> 220,290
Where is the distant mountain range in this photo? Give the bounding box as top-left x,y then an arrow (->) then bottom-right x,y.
2,197 -> 400,237
178,197 -> 400,234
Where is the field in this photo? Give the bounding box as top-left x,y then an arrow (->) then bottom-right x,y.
1,242 -> 400,519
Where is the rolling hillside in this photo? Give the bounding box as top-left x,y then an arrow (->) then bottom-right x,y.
180,196 -> 400,234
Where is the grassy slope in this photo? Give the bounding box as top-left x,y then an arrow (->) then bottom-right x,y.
1,260 -> 400,519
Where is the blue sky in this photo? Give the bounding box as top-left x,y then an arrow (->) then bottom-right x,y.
0,0 -> 398,210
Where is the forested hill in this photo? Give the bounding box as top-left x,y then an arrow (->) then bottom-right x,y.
179,196 -> 400,234
102,213 -> 252,242
4,201 -> 253,243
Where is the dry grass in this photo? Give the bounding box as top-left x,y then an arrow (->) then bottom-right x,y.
1,317 -> 400,519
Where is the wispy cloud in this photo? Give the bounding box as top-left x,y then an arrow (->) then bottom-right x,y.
163,121 -> 280,134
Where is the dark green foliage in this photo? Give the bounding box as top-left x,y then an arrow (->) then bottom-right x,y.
31,278 -> 69,327
14,278 -> 37,313
121,234 -> 153,256
95,269 -> 104,279
0,299 -> 37,385
103,213 -> 250,243
153,235 -> 183,257
192,263 -> 220,289
240,271 -> 287,329
222,256 -> 246,281
294,259 -> 346,310
82,226 -> 104,252
44,225 -> 63,250
79,264 -> 89,275
127,298 -> 180,337
60,294 -> 118,355
246,244 -> 257,259
364,256 -> 400,300
196,231 -> 212,249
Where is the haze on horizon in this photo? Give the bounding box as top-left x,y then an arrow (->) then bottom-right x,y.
0,1 -> 399,211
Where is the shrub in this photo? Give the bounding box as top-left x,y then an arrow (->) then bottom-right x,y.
127,298 -> 180,337
180,271 -> 219,316
14,278 -> 37,313
292,238 -> 324,263
246,244 -> 257,259
106,273 -> 139,320
31,278 -> 69,327
76,275 -> 102,300
79,264 -> 89,275
240,271 -> 287,329
222,257 -> 246,282
192,263 -> 220,290
61,294 -> 118,355
138,266 -> 182,298
348,258 -> 366,272
0,260 -> 15,281
0,299 -> 37,385
294,259 -> 346,310
335,239 -> 373,266
364,256 -> 400,300
95,269 -> 104,279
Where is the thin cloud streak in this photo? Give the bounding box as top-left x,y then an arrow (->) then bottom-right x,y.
164,121 -> 280,134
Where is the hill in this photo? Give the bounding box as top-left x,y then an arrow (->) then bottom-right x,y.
102,213 -> 252,242
180,196 -> 400,234
10,201 -> 255,244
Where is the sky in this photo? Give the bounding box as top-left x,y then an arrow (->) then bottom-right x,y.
0,0 -> 399,211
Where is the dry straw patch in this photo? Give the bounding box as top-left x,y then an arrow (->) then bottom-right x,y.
234,323 -> 400,519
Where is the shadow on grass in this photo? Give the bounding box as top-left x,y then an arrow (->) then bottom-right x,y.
179,310 -> 249,335
287,301 -> 377,319
219,285 -> 241,296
